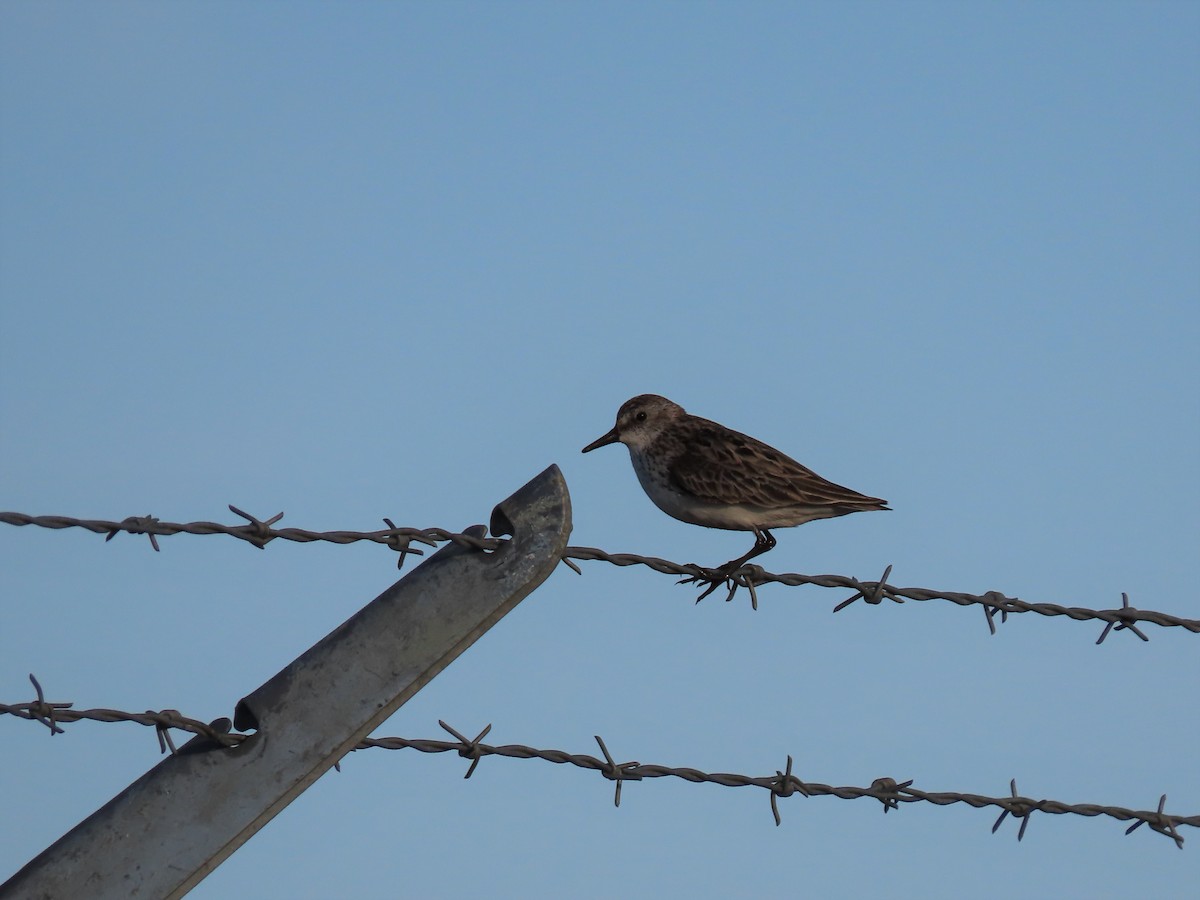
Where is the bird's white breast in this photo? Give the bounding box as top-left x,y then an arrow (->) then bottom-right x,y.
627,446 -> 834,531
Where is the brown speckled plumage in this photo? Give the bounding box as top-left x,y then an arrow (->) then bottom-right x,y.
664,413 -> 886,513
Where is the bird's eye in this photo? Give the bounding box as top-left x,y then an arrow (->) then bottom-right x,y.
635,411 -> 647,422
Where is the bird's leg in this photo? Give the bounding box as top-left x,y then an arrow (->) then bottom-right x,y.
680,528 -> 776,603
718,528 -> 776,574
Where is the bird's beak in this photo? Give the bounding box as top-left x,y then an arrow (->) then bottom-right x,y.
582,427 -> 620,453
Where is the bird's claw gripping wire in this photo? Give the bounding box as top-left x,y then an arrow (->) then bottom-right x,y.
678,564 -> 762,610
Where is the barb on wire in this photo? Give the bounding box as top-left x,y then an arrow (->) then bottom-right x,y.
3,510 -> 1198,637
437,719 -> 492,779
768,754 -> 806,825
24,674 -> 69,735
105,515 -> 162,551
593,734 -> 642,808
1126,794 -> 1186,849
832,563 -> 897,612
2,681 -> 1196,847
1,676 -> 242,749
992,778 -> 1035,841
1096,593 -> 1150,645
870,777 -> 913,815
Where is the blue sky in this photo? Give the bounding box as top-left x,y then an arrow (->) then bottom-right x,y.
2,2 -> 1198,897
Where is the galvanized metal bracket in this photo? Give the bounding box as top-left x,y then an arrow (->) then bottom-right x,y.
1,464 -> 572,900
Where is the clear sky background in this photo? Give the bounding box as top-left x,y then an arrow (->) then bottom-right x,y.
2,2 -> 1198,897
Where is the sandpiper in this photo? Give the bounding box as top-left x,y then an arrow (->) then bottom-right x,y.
582,394 -> 888,598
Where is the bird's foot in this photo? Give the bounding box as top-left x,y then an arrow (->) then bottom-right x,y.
678,565 -> 736,602
678,563 -> 762,609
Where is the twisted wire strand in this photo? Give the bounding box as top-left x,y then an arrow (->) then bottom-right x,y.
1,679 -> 1192,847
2,509 -> 1196,637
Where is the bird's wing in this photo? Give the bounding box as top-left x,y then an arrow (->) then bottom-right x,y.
667,419 -> 886,510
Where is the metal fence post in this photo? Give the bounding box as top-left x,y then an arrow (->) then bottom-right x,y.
1,465 -> 572,900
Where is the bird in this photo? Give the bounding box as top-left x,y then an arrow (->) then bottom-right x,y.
582,394 -> 888,600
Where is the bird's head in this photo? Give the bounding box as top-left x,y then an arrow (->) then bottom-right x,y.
582,394 -> 685,453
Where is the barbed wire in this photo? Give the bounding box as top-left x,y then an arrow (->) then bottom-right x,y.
1,676 -> 1191,848
3,508 -> 1196,639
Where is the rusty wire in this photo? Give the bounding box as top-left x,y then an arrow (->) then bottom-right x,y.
3,508 -> 1197,638
1,676 -> 1192,847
